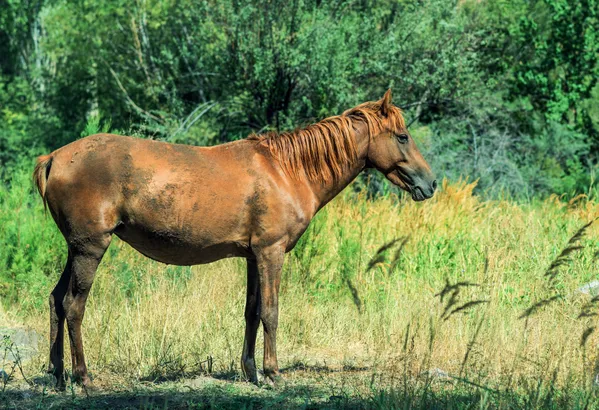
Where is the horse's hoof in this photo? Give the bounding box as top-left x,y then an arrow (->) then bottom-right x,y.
71,372 -> 94,387
241,359 -> 259,384
263,373 -> 284,389
55,378 -> 66,392
49,372 -> 66,391
81,380 -> 99,395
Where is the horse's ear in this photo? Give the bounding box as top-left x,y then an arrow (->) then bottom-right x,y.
380,89 -> 392,117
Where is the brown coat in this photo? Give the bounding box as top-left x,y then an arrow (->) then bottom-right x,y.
34,90 -> 435,388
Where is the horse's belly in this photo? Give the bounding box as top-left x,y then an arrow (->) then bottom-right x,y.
113,224 -> 252,265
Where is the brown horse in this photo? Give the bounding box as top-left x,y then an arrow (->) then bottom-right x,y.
33,90 -> 435,389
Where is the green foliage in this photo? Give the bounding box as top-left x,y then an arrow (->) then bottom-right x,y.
80,113 -> 111,138
510,0 -> 598,124
0,0 -> 598,197
0,163 -> 65,311
287,208 -> 330,291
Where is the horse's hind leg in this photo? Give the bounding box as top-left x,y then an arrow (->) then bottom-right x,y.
48,250 -> 73,390
63,234 -> 111,387
48,237 -> 108,390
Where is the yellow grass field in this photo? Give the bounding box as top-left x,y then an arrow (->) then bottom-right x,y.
2,178 -> 599,408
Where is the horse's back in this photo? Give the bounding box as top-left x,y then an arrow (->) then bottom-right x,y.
39,133 -> 298,264
45,133 -> 222,208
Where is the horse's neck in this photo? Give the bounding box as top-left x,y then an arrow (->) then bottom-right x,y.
310,124 -> 370,209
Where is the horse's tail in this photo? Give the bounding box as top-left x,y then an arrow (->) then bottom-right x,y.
33,154 -> 53,212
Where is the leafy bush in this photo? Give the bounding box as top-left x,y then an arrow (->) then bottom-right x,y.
0,163 -> 64,311
0,0 -> 598,197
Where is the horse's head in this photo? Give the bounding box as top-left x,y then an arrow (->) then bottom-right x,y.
364,90 -> 436,201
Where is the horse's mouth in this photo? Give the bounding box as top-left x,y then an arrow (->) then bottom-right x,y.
410,186 -> 427,202
386,169 -> 435,201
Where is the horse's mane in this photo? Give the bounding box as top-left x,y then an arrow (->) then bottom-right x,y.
248,101 -> 406,184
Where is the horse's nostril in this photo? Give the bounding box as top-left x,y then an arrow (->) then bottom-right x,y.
431,179 -> 437,191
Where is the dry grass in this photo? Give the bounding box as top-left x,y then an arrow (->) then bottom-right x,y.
3,179 -> 599,407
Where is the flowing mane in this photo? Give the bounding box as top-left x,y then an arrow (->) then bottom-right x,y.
249,101 -> 406,184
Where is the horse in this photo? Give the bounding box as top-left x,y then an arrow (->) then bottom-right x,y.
33,89 -> 436,389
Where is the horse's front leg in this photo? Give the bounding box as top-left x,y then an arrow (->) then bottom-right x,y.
255,244 -> 285,385
241,258 -> 260,383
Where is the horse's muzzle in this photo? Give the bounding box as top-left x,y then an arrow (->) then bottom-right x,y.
411,179 -> 437,202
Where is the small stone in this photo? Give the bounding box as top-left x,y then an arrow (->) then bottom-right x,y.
0,328 -> 40,362
421,368 -> 450,378
578,280 -> 599,296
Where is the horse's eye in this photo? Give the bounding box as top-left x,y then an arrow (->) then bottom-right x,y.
396,133 -> 409,144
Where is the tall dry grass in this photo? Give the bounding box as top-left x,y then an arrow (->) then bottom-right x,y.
3,176 -> 599,400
